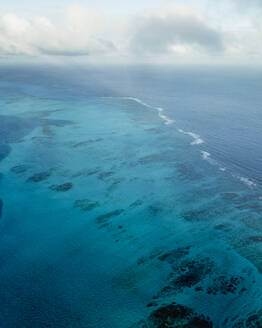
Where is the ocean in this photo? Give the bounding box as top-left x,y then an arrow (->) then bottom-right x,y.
0,64 -> 262,327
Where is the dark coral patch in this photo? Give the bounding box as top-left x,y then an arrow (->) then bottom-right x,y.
206,275 -> 244,295
7,139 -> 25,144
41,118 -> 73,127
146,127 -> 163,133
98,222 -> 111,230
107,178 -> 124,192
138,154 -> 163,165
74,199 -> 99,211
137,249 -> 163,265
96,209 -> 124,223
98,171 -> 115,180
233,309 -> 262,328
237,202 -> 262,213
176,162 -> 203,181
221,192 -> 238,200
73,138 -> 103,148
182,209 -> 208,222
138,151 -> 175,166
148,205 -> 163,216
214,223 -> 231,231
146,303 -> 213,328
11,165 -> 28,174
178,258 -> 214,276
72,168 -> 100,178
136,247 -> 189,267
181,207 -> 223,222
31,136 -> 51,142
248,236 -> 262,242
49,182 -> 73,192
42,125 -> 55,137
137,257 -> 147,265
171,270 -> 205,290
158,246 -> 191,264
130,200 -> 143,207
155,257 -> 214,298
147,302 -> 158,308
27,171 -> 51,182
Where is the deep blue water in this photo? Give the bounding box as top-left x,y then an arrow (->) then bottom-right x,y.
1,64 -> 262,327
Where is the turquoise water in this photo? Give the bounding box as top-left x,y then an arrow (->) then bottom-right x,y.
1,66 -> 262,327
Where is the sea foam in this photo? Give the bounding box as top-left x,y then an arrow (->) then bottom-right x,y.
102,96 -> 174,125
201,151 -> 211,161
178,129 -> 204,145
238,176 -> 256,188
124,97 -> 175,125
103,96 -> 258,189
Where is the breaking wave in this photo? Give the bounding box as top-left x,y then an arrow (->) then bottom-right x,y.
178,129 -> 204,145
102,96 -> 257,189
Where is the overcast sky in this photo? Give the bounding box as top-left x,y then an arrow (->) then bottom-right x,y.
0,0 -> 261,64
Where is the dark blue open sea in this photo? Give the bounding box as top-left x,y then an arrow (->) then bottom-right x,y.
1,64 -> 262,327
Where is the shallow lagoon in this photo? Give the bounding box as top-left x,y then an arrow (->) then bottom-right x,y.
1,66 -> 262,327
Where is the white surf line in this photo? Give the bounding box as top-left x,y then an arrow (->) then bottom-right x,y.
200,150 -> 224,168
201,151 -> 211,161
177,128 -> 204,145
200,151 -> 218,166
102,96 -> 258,189
236,175 -> 257,188
123,97 -> 175,125
101,96 -> 175,125
155,106 -> 174,125
201,151 -> 257,188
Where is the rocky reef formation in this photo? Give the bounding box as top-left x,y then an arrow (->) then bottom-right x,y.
73,138 -> 103,148
49,182 -> 73,192
156,257 -> 214,298
11,165 -> 28,174
96,209 -> 124,224
27,171 -> 52,183
206,275 -> 245,296
233,309 -> 262,327
131,303 -> 212,328
74,199 -> 99,211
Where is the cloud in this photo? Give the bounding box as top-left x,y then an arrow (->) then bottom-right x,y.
0,5 -> 116,57
129,6 -> 224,56
233,0 -> 262,8
0,2 -> 261,64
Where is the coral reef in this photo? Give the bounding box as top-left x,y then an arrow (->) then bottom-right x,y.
27,171 -> 51,182
11,165 -> 28,174
74,199 -> 99,211
49,182 -> 73,191
96,209 -> 124,224
130,303 -> 212,328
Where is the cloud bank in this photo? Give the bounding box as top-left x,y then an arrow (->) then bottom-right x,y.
0,5 -> 116,57
129,6 -> 223,56
0,2 -> 261,64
